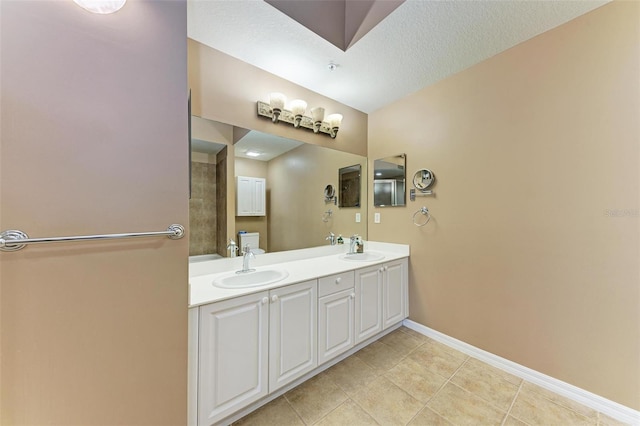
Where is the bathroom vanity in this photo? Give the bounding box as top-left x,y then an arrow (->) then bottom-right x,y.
188,242 -> 409,426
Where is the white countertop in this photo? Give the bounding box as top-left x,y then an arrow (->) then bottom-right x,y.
189,241 -> 410,307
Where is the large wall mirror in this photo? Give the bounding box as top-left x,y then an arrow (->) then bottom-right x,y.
373,154 -> 406,207
190,116 -> 368,259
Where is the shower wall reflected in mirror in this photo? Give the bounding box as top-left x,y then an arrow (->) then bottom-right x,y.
373,154 -> 406,207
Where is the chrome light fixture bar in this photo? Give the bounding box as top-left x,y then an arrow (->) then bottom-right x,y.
257,93 -> 343,138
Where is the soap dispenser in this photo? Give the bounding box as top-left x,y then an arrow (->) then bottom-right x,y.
227,239 -> 238,258
356,236 -> 364,253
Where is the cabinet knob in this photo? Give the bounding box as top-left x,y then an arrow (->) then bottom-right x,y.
261,297 -> 268,305
350,293 -> 355,299
335,277 -> 341,284
271,295 -> 279,303
379,267 -> 384,273
384,266 -> 388,271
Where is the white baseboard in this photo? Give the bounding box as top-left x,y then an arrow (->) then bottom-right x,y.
403,319 -> 640,426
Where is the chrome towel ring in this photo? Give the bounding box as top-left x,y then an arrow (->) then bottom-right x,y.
412,206 -> 431,227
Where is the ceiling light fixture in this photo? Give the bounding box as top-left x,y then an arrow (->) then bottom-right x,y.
245,151 -> 261,157
257,93 -> 343,139
73,0 -> 126,14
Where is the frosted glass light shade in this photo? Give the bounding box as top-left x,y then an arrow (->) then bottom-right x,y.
269,93 -> 286,111
73,0 -> 126,14
327,114 -> 343,128
290,100 -> 307,117
311,107 -> 325,123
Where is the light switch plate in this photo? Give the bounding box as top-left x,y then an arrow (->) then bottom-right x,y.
374,213 -> 381,223
355,213 -> 361,223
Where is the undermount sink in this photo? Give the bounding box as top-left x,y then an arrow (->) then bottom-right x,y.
213,269 -> 289,289
339,252 -> 385,262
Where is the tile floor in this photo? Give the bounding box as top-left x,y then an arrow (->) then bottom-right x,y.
234,327 -> 629,426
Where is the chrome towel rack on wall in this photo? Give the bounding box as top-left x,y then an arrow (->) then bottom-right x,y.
0,224 -> 185,252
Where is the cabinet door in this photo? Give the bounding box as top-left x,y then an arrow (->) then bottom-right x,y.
253,177 -> 266,216
355,265 -> 383,344
318,288 -> 355,364
269,280 -> 317,392
236,176 -> 254,216
383,259 -> 407,329
198,292 -> 269,426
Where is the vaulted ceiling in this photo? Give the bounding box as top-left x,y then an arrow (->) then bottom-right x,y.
188,0 -> 609,113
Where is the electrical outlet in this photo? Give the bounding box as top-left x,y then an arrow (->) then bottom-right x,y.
374,213 -> 381,223
355,213 -> 361,223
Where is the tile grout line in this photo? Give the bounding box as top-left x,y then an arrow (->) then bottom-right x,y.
352,330 -> 441,426
500,380 -> 526,426
282,393 -> 311,425
406,355 -> 472,425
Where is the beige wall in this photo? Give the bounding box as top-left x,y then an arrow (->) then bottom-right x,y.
235,157 -> 269,251
0,1 -> 188,424
269,144 -> 367,252
188,39 -> 368,157
368,1 -> 639,409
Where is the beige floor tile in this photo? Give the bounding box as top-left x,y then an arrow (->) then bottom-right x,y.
597,412 -> 633,426
384,358 -> 448,403
351,376 -> 424,426
323,355 -> 382,396
450,358 -> 520,410
233,396 -> 304,426
502,415 -> 529,426
379,328 -> 425,356
521,382 -> 597,420
466,357 -> 523,386
407,339 -> 468,379
408,407 -> 454,425
427,382 -> 506,426
510,386 -> 595,425
315,399 -> 379,426
397,326 -> 431,343
355,340 -> 406,371
285,373 -> 348,424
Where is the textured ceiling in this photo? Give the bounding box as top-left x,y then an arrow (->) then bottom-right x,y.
188,0 -> 609,113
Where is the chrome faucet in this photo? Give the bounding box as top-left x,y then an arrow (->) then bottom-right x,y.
349,234 -> 359,254
237,244 -> 255,274
326,232 -> 336,246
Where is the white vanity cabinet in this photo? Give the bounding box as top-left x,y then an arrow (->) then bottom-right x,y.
354,265 -> 383,344
268,280 -> 317,392
197,291 -> 270,426
197,280 -> 317,425
236,176 -> 266,216
382,259 -> 408,328
318,271 -> 355,364
189,249 -> 409,426
355,258 -> 408,344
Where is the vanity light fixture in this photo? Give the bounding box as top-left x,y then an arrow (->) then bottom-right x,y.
311,107 -> 325,133
73,0 -> 126,14
290,100 -> 308,128
257,94 -> 343,138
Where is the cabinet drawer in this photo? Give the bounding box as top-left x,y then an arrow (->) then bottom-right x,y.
318,271 -> 354,297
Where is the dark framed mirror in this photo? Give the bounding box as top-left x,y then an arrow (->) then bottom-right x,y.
339,164 -> 361,207
373,154 -> 406,207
